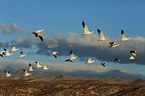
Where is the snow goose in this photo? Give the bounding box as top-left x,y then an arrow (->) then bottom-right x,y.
32,29 -> 46,41
10,46 -> 19,52
23,69 -> 31,76
0,51 -> 5,57
29,63 -> 35,71
4,71 -> 11,77
114,58 -> 120,62
120,30 -> 132,41
65,50 -> 78,62
97,29 -> 110,41
4,48 -> 13,57
101,62 -> 107,67
18,51 -> 26,57
35,61 -> 42,68
42,65 -> 50,70
86,59 -> 95,64
51,51 -> 58,58
129,50 -> 138,59
82,21 -> 95,35
109,41 -> 120,48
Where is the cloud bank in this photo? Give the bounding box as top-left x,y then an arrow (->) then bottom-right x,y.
0,59 -> 144,79
0,23 -> 23,35
11,31 -> 145,65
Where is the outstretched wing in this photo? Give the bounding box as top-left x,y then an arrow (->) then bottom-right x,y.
121,30 -> 127,39
38,33 -> 43,41
82,21 -> 89,34
97,29 -> 105,39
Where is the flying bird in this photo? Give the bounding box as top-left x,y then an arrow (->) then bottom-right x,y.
32,29 -> 46,41
97,29 -> 110,41
35,61 -> 42,68
10,46 -> 19,52
65,50 -> 78,62
101,62 -> 107,67
129,50 -> 138,59
114,58 -> 120,63
42,65 -> 50,70
29,63 -> 35,71
0,51 -> 5,57
86,59 -> 95,64
4,71 -> 11,77
23,69 -> 31,76
120,30 -> 132,41
109,41 -> 120,48
51,51 -> 58,58
18,51 -> 26,57
82,21 -> 95,35
4,48 -> 13,57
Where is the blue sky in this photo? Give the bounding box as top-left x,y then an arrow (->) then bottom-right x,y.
0,0 -> 145,77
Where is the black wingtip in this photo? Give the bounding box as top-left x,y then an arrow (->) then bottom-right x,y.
29,63 -> 31,66
121,30 -> 124,34
4,48 -> 6,51
82,21 -> 85,28
23,69 -> 25,71
97,29 -> 101,32
4,70 -> 6,73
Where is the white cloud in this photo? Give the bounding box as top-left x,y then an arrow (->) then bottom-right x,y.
0,23 -> 24,35
0,59 -> 144,79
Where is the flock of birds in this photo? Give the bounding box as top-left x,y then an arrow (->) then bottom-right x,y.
2,21 -> 139,77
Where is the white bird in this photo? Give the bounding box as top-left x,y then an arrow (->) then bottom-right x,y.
86,59 -> 95,64
120,30 -> 132,41
4,48 -> 13,57
29,63 -> 35,71
97,29 -> 110,41
82,21 -> 95,35
109,41 -> 120,48
65,50 -> 78,62
129,56 -> 136,60
10,46 -> 19,52
23,69 -> 31,76
35,61 -> 42,68
0,51 -> 5,57
42,65 -> 50,70
101,62 -> 107,67
32,29 -> 46,41
114,58 -> 120,63
129,50 -> 138,59
51,52 -> 58,58
4,71 -> 11,77
18,51 -> 26,57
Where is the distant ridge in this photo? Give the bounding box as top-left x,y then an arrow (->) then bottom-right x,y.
1,70 -> 145,85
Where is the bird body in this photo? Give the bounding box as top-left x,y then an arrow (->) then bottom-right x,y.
120,30 -> 132,41
32,29 -> 45,41
29,63 -> 34,71
129,50 -> 138,59
42,65 -> 50,70
114,58 -> 120,62
10,46 -> 19,52
97,29 -> 110,41
35,61 -> 42,68
51,52 -> 58,58
101,62 -> 107,67
86,59 -> 95,64
18,51 -> 26,57
109,41 -> 120,48
23,69 -> 31,76
82,21 -> 95,35
4,49 -> 13,57
0,51 -> 5,57
65,50 -> 78,62
5,71 -> 11,77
